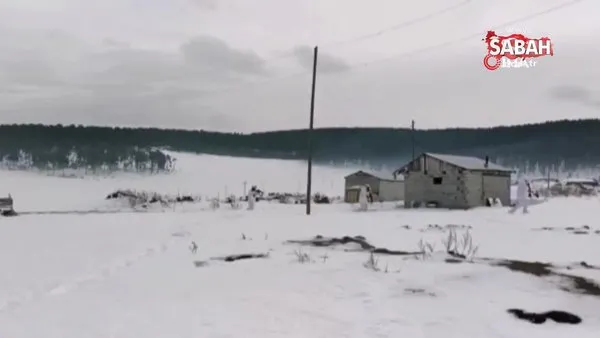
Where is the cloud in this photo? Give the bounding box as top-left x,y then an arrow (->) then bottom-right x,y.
549,85 -> 589,101
0,0 -> 598,132
293,46 -> 350,73
190,0 -> 218,10
548,85 -> 600,109
0,28 -> 272,130
180,36 -> 266,74
102,38 -> 131,49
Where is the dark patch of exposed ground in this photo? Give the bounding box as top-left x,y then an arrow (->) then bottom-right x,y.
211,253 -> 270,262
507,308 -> 582,324
404,288 -> 436,297
191,234 -> 597,326
193,260 -> 209,267
285,235 -> 600,297
0,209 -> 17,216
192,253 -> 270,267
106,190 -> 198,204
398,224 -> 473,232
420,224 -> 472,232
487,259 -> 600,296
534,225 -> 600,235
285,235 -> 421,256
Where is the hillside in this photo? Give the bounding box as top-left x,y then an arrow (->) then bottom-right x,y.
0,119 -> 598,171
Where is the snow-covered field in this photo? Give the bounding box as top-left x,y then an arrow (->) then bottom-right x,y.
0,152 -> 355,212
1,152 -> 600,338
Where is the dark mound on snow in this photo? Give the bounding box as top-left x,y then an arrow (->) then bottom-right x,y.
211,253 -> 269,262
491,259 -> 600,296
105,190 -> 197,204
286,235 -> 600,297
286,235 -> 420,256
507,308 -> 582,324
1,209 -> 17,217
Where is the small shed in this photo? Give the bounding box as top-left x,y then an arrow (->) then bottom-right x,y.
0,194 -> 14,216
393,153 -> 513,209
344,171 -> 404,202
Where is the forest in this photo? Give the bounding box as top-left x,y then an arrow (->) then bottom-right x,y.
0,119 -> 598,172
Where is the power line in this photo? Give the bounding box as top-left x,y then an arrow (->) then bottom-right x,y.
182,0 -> 480,80
196,0 -> 587,97
340,0 -> 586,70
321,0 -> 475,48
316,0 -> 587,105
249,1 -> 477,61
59,1 -> 485,99
176,1 -> 475,83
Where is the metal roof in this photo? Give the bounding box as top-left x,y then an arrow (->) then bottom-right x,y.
394,153 -> 513,174
345,170 -> 403,181
344,170 -> 374,179
425,153 -> 513,172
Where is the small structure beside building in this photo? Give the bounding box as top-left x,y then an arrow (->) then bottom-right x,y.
0,194 -> 15,216
344,171 -> 404,203
393,153 -> 513,209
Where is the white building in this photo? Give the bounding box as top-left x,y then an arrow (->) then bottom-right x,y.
344,171 -> 404,203
393,153 -> 513,209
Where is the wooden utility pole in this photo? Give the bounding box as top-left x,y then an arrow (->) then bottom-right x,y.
411,120 -> 415,161
306,46 -> 318,215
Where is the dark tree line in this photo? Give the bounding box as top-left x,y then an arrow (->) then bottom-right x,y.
0,119 -> 598,171
0,146 -> 174,173
0,124 -> 175,173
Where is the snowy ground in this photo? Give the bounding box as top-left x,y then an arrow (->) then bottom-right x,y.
1,153 -> 600,338
0,152 -> 355,212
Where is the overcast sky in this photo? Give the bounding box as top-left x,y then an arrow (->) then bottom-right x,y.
0,0 -> 598,132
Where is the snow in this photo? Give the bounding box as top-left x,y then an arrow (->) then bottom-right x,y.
1,152 -> 600,337
0,152 -> 353,212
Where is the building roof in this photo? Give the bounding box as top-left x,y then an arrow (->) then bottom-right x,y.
344,170 -> 373,179
426,153 -> 513,172
345,170 -> 402,181
394,152 -> 513,175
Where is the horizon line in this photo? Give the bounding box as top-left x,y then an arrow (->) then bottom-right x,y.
0,118 -> 598,134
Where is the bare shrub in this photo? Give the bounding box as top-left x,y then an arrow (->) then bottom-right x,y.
293,249 -> 313,263
417,239 -> 435,260
108,189 -> 198,209
227,195 -> 241,209
442,229 -> 478,261
209,198 -> 220,210
404,288 -> 436,297
193,260 -> 208,267
363,252 -> 380,271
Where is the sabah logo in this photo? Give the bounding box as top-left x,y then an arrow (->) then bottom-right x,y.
483,30 -> 554,71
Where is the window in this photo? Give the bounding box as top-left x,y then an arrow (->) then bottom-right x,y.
433,177 -> 443,185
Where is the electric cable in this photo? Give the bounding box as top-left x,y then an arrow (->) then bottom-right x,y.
202,0 -> 587,97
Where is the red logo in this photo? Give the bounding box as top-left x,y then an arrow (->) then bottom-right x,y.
483,31 -> 553,71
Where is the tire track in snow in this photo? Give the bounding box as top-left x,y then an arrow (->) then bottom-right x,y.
19,209 -> 166,216
44,244 -> 170,297
0,231 -> 190,312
